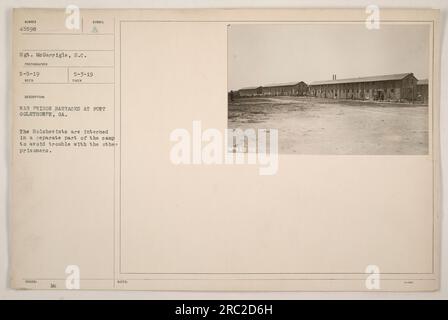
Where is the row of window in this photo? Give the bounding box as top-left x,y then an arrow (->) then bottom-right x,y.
313,88 -> 396,94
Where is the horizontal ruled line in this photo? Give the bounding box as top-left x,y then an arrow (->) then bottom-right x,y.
22,66 -> 114,68
21,82 -> 115,85
21,33 -> 114,36
21,49 -> 114,52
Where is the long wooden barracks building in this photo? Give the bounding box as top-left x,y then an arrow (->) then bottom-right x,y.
237,85 -> 263,97
261,81 -> 308,96
238,81 -> 308,97
235,73 -> 427,103
308,73 -> 419,102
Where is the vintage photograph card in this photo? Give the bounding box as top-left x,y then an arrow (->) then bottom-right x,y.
10,8 -> 440,291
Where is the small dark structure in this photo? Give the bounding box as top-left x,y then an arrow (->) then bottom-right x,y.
417,79 -> 428,104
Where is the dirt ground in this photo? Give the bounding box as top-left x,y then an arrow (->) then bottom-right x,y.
228,96 -> 429,155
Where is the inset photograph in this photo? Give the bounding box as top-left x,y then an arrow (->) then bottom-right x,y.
227,24 -> 430,154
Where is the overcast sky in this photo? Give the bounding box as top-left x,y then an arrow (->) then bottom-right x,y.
228,23 -> 430,91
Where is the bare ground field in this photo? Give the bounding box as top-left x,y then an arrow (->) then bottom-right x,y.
228,96 -> 429,154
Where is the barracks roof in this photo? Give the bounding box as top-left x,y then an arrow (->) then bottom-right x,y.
238,86 -> 262,91
309,73 -> 414,86
262,81 -> 306,88
238,81 -> 307,91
